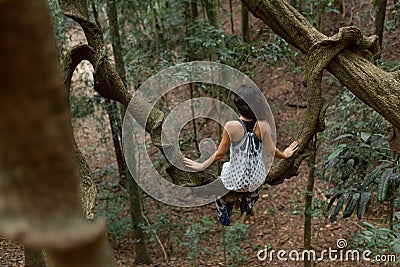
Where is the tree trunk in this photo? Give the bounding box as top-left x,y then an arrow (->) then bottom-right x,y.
0,1 -> 114,266
316,1 -> 326,32
373,0 -> 388,51
229,0 -> 235,33
24,248 -> 46,267
104,99 -> 126,183
241,2 -> 250,42
304,137 -> 316,267
106,0 -> 127,87
75,143 -> 97,221
105,0 -> 152,262
191,0 -> 199,19
204,0 -> 220,28
127,171 -> 152,264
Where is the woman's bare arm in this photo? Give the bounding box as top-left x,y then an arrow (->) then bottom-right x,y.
259,121 -> 298,159
183,124 -> 231,171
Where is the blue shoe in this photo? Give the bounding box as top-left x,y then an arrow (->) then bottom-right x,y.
215,197 -> 233,226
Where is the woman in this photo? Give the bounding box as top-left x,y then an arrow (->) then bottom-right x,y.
184,84 -> 298,225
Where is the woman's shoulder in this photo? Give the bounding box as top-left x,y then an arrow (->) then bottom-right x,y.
257,120 -> 271,132
224,120 -> 243,132
225,120 -> 242,126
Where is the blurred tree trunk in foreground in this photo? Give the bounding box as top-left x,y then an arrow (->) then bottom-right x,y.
0,0 -> 114,266
24,248 -> 46,267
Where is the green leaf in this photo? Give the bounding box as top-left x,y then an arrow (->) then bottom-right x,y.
343,193 -> 360,218
330,193 -> 349,223
357,192 -> 371,219
333,134 -> 353,142
361,222 -> 376,230
340,159 -> 355,181
327,146 -> 346,161
391,238 -> 400,254
391,173 -> 400,182
378,169 -> 393,203
327,188 -> 356,211
361,164 -> 388,190
327,193 -> 342,212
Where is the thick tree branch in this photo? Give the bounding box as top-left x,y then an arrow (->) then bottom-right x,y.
61,44 -> 95,90
242,0 -> 400,184
59,0 -> 103,56
61,45 -> 99,220
242,0 -> 400,128
267,27 -> 372,184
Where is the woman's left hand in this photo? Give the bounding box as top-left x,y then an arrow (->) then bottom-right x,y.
183,158 -> 205,171
283,141 -> 299,159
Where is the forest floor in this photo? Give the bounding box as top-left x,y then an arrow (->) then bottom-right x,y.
1,0 -> 400,266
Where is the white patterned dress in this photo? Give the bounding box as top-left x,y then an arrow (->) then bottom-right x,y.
220,120 -> 266,193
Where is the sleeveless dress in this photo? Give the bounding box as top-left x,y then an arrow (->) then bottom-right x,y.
220,119 -> 266,192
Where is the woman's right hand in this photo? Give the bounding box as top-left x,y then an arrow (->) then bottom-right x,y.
183,158 -> 205,171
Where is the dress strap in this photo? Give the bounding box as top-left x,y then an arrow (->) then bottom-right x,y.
252,121 -> 258,133
236,119 -> 247,133
238,119 -> 257,133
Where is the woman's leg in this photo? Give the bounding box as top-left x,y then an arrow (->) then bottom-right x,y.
239,189 -> 259,215
215,196 -> 233,226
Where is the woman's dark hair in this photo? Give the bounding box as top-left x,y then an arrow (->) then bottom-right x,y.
233,84 -> 268,120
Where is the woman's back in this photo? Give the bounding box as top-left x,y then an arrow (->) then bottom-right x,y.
220,118 -> 267,192
225,119 -> 267,144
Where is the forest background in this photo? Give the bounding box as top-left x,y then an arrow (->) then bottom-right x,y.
1,0 -> 400,266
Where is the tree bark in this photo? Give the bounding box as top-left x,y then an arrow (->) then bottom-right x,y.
127,169 -> 152,264
106,0 -> 127,87
204,0 -> 220,28
105,0 -> 152,262
0,1 -> 114,266
104,99 -> 126,180
304,137 -> 316,267
373,0 -> 388,51
74,142 -> 97,221
241,2 -> 250,42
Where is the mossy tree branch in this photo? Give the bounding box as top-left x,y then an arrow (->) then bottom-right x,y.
242,0 -> 400,183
